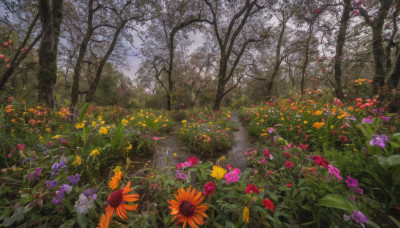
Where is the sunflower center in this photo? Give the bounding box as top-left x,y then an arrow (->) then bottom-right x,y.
179,200 -> 195,217
109,189 -> 123,207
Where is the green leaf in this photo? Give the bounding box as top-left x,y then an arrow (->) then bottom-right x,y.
318,194 -> 357,212
373,155 -> 400,169
77,213 -> 87,228
78,103 -> 90,123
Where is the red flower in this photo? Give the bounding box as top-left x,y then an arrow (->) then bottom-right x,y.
313,156 -> 329,168
287,183 -> 292,188
203,182 -> 216,197
284,151 -> 292,158
245,184 -> 259,195
262,198 -> 275,211
298,143 -> 309,150
188,156 -> 199,165
284,160 -> 293,169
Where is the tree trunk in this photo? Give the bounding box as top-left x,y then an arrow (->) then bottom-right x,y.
371,26 -> 387,94
213,78 -> 225,111
387,51 -> 400,88
37,0 -> 64,108
333,0 -> 351,99
300,24 -> 312,97
86,24 -> 124,102
266,14 -> 286,97
71,0 -> 95,109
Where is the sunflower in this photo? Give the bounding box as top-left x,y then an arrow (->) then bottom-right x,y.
168,186 -> 209,228
109,170 -> 122,190
97,181 -> 139,228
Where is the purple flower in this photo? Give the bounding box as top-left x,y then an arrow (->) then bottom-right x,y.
369,134 -> 390,148
224,168 -> 241,184
345,175 -> 363,195
175,169 -> 188,180
268,128 -> 275,133
258,157 -> 266,164
46,180 -> 58,189
351,210 -> 368,226
344,210 -> 368,227
362,118 -> 373,124
349,116 -> 356,121
380,116 -> 391,122
51,157 -> 67,176
35,167 -> 42,176
68,174 -> 80,185
52,184 -> 72,205
27,167 -> 42,181
328,165 -> 343,180
83,188 -> 97,198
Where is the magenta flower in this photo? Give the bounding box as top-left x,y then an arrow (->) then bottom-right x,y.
345,175 -> 363,195
328,165 -> 343,180
203,182 -> 216,196
224,168 -> 241,184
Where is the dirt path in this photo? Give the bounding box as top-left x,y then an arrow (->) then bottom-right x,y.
153,125 -> 195,169
226,111 -> 257,171
153,111 -> 256,171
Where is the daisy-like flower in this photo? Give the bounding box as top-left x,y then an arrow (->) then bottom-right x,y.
97,181 -> 139,228
109,170 -> 123,190
168,187 -> 209,228
210,165 -> 227,180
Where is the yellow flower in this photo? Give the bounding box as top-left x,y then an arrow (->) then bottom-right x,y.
243,206 -> 249,223
125,144 -> 132,151
71,155 -> 82,165
99,127 -> 108,135
173,153 -> 177,157
52,135 -> 61,139
75,122 -> 85,129
113,166 -> 122,172
90,148 -> 100,157
210,165 -> 227,180
109,170 -> 123,190
121,119 -> 128,126
312,122 -> 325,129
314,110 -> 323,116
304,121 -> 308,124
39,136 -> 44,142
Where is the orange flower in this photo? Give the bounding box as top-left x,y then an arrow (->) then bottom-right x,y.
168,187 -> 209,228
97,181 -> 139,228
109,170 -> 122,190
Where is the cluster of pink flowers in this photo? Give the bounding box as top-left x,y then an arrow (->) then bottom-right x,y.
224,168 -> 241,184
203,182 -> 216,196
328,165 -> 343,181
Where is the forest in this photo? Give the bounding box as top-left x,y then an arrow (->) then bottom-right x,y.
0,0 -> 400,227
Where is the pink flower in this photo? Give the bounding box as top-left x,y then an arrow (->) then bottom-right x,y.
153,136 -> 159,141
224,168 -> 241,184
328,165 -> 343,180
287,183 -> 292,188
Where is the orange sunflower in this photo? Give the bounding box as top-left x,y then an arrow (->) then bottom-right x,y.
97,181 -> 139,228
168,186 -> 209,228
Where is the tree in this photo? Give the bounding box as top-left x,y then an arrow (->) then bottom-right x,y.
0,0 -> 41,91
37,0 -> 64,107
333,0 -> 351,99
204,0 -> 269,110
356,0 -> 394,94
85,0 -> 152,102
